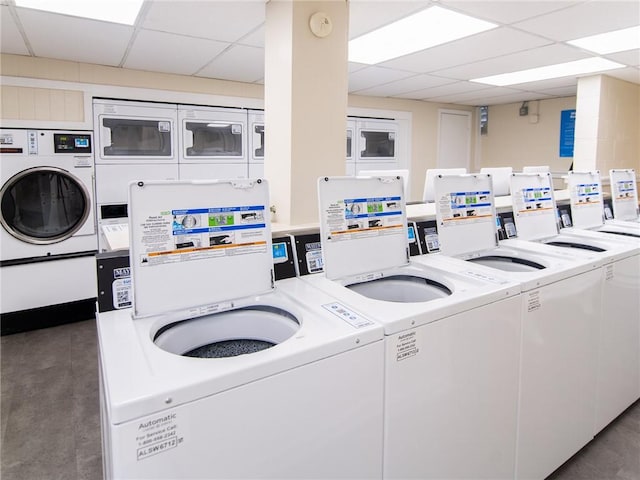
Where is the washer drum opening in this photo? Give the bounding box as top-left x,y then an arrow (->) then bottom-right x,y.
467,255 -> 545,272
153,306 -> 300,358
347,275 -> 452,303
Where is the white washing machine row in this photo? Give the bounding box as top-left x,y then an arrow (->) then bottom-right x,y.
428,173 -> 607,480
500,171 -> 640,440
97,179 -> 386,479
0,128 -> 98,316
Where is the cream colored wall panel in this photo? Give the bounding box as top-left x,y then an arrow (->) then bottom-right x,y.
49,90 -> 66,121
34,88 -> 51,120
17,87 -> 36,120
0,86 -> 20,119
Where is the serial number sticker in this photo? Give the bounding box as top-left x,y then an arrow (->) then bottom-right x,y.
527,290 -> 541,312
136,412 -> 183,461
396,331 -> 419,362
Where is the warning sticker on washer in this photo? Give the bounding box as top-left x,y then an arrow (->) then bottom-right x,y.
527,290 -> 541,312
437,191 -> 493,228
571,183 -> 601,208
395,331 -> 419,361
513,187 -> 554,215
323,196 -> 404,242
136,412 -> 183,461
136,205 -> 267,267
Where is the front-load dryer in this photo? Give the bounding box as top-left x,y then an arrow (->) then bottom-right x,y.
302,175 -> 523,480
97,179 -> 385,480
0,128 -> 97,315
428,172 -> 603,480
504,171 -> 640,436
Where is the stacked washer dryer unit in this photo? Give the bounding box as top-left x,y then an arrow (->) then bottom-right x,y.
0,129 -> 97,325
302,175 -> 525,480
346,118 -> 399,176
178,105 -> 249,181
93,99 -> 179,252
97,179 -> 385,480
428,173 -> 603,480
501,171 -> 640,437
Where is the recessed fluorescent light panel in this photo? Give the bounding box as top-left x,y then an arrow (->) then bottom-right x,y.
567,26 -> 640,55
14,0 -> 144,25
471,58 -> 625,86
348,6 -> 497,64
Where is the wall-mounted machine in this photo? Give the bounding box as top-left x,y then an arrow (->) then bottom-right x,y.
0,129 -> 97,330
93,99 -> 179,252
300,175 -> 523,480
346,117 -> 399,175
97,179 -> 385,479
178,105 -> 248,180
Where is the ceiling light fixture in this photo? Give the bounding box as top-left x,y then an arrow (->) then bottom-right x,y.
567,25 -> 640,55
348,6 -> 497,65
14,0 -> 144,25
470,57 -> 625,86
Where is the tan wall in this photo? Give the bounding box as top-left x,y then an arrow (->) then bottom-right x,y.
479,97 -> 576,174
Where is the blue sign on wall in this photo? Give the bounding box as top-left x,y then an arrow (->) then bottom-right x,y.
559,109 -> 576,158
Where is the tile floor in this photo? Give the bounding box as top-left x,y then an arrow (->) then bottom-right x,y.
1,318 -> 639,480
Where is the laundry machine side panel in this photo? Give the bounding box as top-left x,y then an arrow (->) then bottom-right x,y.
106,341 -> 385,479
593,254 -> 640,434
0,255 -> 97,313
382,295 -> 522,479
515,268 -> 602,480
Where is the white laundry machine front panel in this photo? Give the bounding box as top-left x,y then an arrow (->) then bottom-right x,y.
383,293 -> 522,480
178,162 -> 247,180
514,266 -> 602,480
104,340 -> 383,480
95,164 -> 179,207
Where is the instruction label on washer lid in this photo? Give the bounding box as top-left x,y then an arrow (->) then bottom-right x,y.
322,302 -> 374,328
437,191 -> 493,228
513,187 -> 554,216
137,205 -> 267,267
323,196 -> 404,242
136,411 -> 183,461
572,183 -> 601,207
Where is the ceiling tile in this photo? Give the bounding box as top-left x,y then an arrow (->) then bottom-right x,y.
353,74 -> 454,96
434,44 -> 589,80
439,0 -> 579,25
427,86 -> 529,104
197,44 -> 263,83
513,1 -> 640,42
464,90 -> 554,106
142,1 -> 265,43
604,67 -> 640,84
348,0 -> 431,39
124,29 -> 229,75
604,49 -> 640,67
1,6 -> 29,55
379,27 -> 553,74
237,24 -> 264,48
16,7 -> 131,65
396,81 -> 492,100
348,66 -> 415,92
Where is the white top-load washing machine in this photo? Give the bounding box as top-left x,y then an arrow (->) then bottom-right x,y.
302,175 -> 524,480
0,129 -> 97,314
93,99 -> 179,252
97,179 -> 385,480
427,173 -> 603,480
178,105 -> 249,180
502,171 -> 640,437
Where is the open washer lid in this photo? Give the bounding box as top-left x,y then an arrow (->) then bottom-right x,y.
318,176 -> 408,280
609,168 -> 639,221
128,179 -> 273,318
433,173 -> 497,256
567,171 -> 605,229
510,172 -> 559,241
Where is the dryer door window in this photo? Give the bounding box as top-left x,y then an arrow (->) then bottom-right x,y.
0,167 -> 90,244
360,130 -> 396,158
253,124 -> 264,158
101,118 -> 172,157
185,121 -> 244,157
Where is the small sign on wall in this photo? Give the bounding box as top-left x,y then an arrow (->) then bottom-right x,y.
559,109 -> 576,158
